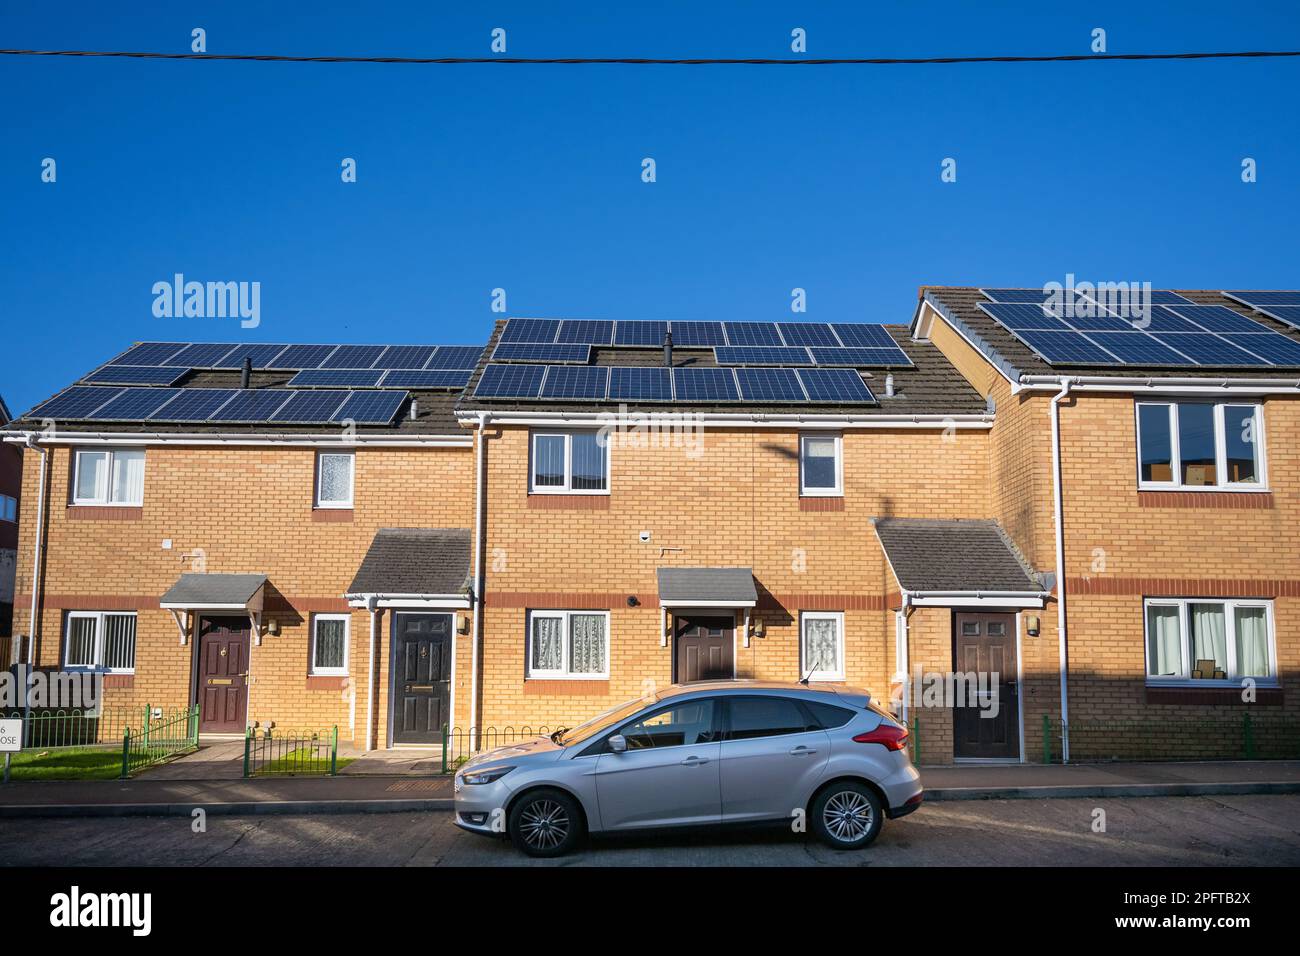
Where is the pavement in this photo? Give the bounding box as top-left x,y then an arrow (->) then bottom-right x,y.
0,759 -> 1297,818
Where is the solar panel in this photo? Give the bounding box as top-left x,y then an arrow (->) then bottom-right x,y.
1082,333 -> 1194,365
269,390 -> 351,423
1009,329 -> 1120,364
380,369 -> 473,389
271,345 -> 340,369
1221,333 -> 1300,366
668,321 -> 726,347
1164,306 -> 1270,334
539,366 -> 609,399
207,389 -> 295,422
723,322 -> 783,346
556,320 -> 614,345
287,369 -> 386,388
321,345 -> 387,369
809,347 -> 914,367
332,391 -> 408,424
608,366 -> 673,401
425,346 -> 484,369
1253,306 -> 1300,331
1151,333 -> 1269,366
212,344 -> 292,369
1224,291 -> 1300,308
976,303 -> 1072,330
375,346 -> 438,369
672,367 -> 740,401
831,324 -> 903,348
796,368 -> 876,403
735,367 -> 806,402
84,365 -> 188,386
163,343 -> 239,367
1061,312 -> 1147,333
714,346 -> 814,366
979,288 -> 1073,304
85,388 -> 183,420
112,343 -> 188,366
491,342 -> 592,364
1133,307 -> 1206,334
775,323 -> 840,347
148,388 -> 240,421
473,363 -> 547,398
25,386 -> 124,420
1078,289 -> 1195,308
614,321 -> 668,347
500,319 -> 561,344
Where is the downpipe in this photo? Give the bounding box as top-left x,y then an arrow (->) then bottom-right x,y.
468,412 -> 488,752
22,434 -> 50,728
1049,379 -> 1074,763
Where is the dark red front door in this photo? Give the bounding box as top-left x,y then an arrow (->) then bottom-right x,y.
674,615 -> 734,683
196,616 -> 250,734
953,611 -> 1020,759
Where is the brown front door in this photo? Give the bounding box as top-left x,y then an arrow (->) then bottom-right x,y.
391,612 -> 451,745
674,615 -> 734,683
196,616 -> 250,734
953,611 -> 1020,759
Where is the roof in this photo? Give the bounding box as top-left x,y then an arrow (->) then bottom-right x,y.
456,320 -> 989,418
0,395 -> 10,426
347,528 -> 472,596
656,567 -> 758,606
872,518 -> 1040,592
160,573 -> 267,608
920,288 -> 1300,382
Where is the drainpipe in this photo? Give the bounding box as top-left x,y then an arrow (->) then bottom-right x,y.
22,435 -> 50,729
896,593 -> 911,726
365,594 -> 379,752
469,412 -> 488,750
1049,379 -> 1073,763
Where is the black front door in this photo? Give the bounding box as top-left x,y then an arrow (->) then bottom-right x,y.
391,613 -> 451,745
952,611 -> 1020,759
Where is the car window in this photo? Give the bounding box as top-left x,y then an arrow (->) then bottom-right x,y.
804,699 -> 855,729
619,700 -> 718,750
724,696 -> 816,740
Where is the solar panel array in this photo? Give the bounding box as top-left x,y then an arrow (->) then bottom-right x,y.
25,386 -> 410,425
286,368 -> 472,389
472,363 -> 876,404
1224,291 -> 1300,334
977,293 -> 1300,368
94,342 -> 482,374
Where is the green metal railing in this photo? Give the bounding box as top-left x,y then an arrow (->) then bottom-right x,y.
119,705 -> 200,777
0,705 -> 189,750
441,725 -> 553,773
1044,714 -> 1300,763
244,727 -> 339,777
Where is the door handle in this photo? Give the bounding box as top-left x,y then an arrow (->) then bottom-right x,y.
789,746 -> 818,756
680,756 -> 710,766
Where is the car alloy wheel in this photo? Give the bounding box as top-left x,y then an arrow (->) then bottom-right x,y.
822,790 -> 875,843
518,799 -> 570,851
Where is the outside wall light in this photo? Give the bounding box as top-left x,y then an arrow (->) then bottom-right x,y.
1026,615 -> 1041,637
752,618 -> 766,638
267,619 -> 280,636
457,614 -> 470,635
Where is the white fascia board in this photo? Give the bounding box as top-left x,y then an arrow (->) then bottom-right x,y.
658,600 -> 756,610
906,591 -> 1047,609
1,430 -> 471,448
345,594 -> 472,609
1017,375 -> 1300,396
457,411 -> 992,430
159,601 -> 253,611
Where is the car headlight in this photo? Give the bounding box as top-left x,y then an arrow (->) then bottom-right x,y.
461,765 -> 515,785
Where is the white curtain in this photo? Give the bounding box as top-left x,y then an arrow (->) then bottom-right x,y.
1235,607 -> 1269,677
111,450 -> 145,504
569,614 -> 606,674
1190,603 -> 1228,673
1146,605 -> 1182,676
805,617 -> 839,674
76,451 -> 108,501
532,616 -> 563,671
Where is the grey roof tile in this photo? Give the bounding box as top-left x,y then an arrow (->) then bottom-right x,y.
872,518 -> 1040,592
657,567 -> 758,605
348,528 -> 472,596
160,573 -> 267,606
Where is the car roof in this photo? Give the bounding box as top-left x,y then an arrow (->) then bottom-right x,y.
655,680 -> 872,706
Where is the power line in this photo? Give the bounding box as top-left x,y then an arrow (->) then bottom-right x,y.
1,48 -> 1299,66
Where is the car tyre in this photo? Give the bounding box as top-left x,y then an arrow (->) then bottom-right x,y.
508,788 -> 585,858
810,781 -> 883,850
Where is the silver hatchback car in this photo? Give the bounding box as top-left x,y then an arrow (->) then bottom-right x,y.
454,681 -> 922,857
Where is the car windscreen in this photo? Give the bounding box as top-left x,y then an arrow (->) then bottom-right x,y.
556,695 -> 656,747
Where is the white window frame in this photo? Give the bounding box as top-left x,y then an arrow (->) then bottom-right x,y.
72,448 -> 145,506
799,433 -> 843,497
528,430 -> 610,495
526,610 -> 611,679
315,450 -> 355,509
309,613 -> 351,676
63,611 -> 137,673
1142,597 -> 1277,686
0,494 -> 15,522
800,610 -> 846,681
1135,401 -> 1267,492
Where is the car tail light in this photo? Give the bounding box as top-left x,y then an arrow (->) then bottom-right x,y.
853,723 -> 909,751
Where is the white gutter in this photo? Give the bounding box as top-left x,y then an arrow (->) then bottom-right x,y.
456,412 -> 993,429
22,436 -> 49,730
1,430 -> 470,448
1050,378 -> 1073,764
365,594 -> 379,753
468,412 -> 488,751
1018,374 -> 1300,396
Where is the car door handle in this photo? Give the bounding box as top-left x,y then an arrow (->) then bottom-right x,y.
680,756 -> 710,766
789,746 -> 818,756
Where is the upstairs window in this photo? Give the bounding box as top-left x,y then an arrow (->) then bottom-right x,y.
799,434 -> 842,497
1136,402 -> 1264,490
316,451 -> 355,508
73,449 -> 144,506
530,430 -> 608,494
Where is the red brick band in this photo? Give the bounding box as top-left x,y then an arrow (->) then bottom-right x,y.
1067,577 -> 1300,598
1138,491 -> 1274,509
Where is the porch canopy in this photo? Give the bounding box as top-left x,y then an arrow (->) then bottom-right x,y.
345,527 -> 472,609
159,573 -> 267,644
656,567 -> 757,609
872,517 -> 1048,608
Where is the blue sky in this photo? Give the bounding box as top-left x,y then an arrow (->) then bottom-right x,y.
2,2 -> 1298,413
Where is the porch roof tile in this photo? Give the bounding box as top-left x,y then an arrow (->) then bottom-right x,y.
872,518 -> 1040,593
347,528 -> 472,596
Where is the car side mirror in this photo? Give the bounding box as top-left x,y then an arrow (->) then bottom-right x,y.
608,734 -> 627,753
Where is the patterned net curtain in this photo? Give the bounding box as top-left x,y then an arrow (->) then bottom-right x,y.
569,614 -> 606,674
532,616 -> 563,671
805,617 -> 838,673
315,619 -> 346,670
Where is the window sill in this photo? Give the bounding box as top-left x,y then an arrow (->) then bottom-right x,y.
799,497 -> 845,512
306,675 -> 349,690
1145,684 -> 1282,706
311,508 -> 354,523
527,495 -> 610,510
524,679 -> 610,696
67,505 -> 143,521
1138,490 -> 1273,509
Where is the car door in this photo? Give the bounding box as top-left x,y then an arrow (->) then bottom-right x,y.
719,695 -> 831,823
593,697 -> 721,830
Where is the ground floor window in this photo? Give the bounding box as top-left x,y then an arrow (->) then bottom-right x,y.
1144,598 -> 1276,683
800,611 -> 845,681
527,610 -> 609,679
310,614 -> 350,675
64,611 -> 137,672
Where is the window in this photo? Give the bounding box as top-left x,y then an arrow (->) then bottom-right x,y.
527,610 -> 609,679
316,451 -> 355,508
800,434 -> 842,496
618,699 -> 717,750
1144,598 -> 1276,684
800,611 -> 845,681
64,612 -> 136,672
310,614 -> 350,675
804,699 -> 855,729
530,430 -> 608,494
724,696 -> 816,740
73,449 -> 144,506
1136,402 -> 1264,490
0,494 -> 15,522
